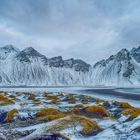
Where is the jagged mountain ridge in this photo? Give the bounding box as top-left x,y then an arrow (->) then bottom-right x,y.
0,45 -> 92,86
1,44 -> 140,86
92,47 -> 140,86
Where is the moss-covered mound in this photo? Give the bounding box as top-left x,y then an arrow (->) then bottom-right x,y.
82,98 -> 88,104
115,101 -> 132,109
68,97 -> 76,104
4,109 -> 18,122
0,95 -> 15,106
80,105 -> 109,118
122,107 -> 140,121
47,115 -> 101,137
36,108 -> 65,121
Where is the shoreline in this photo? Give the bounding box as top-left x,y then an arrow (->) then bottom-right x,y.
79,88 -> 140,101
0,86 -> 140,106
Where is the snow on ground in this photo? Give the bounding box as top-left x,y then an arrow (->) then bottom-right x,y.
1,86 -> 140,107
0,87 -> 140,139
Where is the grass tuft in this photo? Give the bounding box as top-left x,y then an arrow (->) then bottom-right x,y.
122,108 -> 140,121
36,108 -> 65,121
0,95 -> 14,106
115,101 -> 132,108
82,98 -> 88,104
4,109 -> 18,122
68,97 -> 76,104
82,105 -> 109,118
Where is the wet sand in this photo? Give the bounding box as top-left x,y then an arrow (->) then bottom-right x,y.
79,88 -> 140,101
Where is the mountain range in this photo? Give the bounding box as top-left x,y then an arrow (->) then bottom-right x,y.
0,44 -> 140,86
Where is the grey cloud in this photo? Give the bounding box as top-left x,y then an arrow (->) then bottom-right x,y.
0,0 -> 140,64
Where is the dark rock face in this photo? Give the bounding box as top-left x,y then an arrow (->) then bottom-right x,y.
0,45 -> 19,53
117,63 -> 122,74
93,48 -> 136,79
48,56 -> 64,67
14,46 -> 90,72
16,51 -> 31,63
115,49 -> 131,61
22,47 -> 43,57
131,46 -> 140,63
63,58 -> 74,68
63,58 -> 91,72
106,55 -> 114,63
72,59 -> 91,72
45,56 -> 91,72
123,62 -> 134,78
0,45 -> 19,60
94,49 -> 130,67
16,47 -> 45,62
93,59 -> 106,68
115,49 -> 134,77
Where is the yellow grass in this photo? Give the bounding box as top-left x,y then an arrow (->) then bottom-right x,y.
36,108 -> 65,121
4,109 -> 18,122
74,104 -> 85,108
45,94 -> 58,100
82,98 -> 88,104
0,95 -> 14,105
44,94 -> 60,104
83,105 -> 109,118
94,98 -> 103,103
80,116 -> 101,136
51,99 -> 59,104
69,105 -> 109,119
8,95 -> 16,99
115,101 -> 132,108
122,108 -> 140,120
33,99 -> 41,104
68,97 -> 76,104
47,115 -> 101,136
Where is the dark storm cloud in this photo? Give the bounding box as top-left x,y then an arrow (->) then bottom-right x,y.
0,0 -> 140,64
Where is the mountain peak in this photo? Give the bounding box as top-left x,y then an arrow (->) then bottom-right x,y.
16,47 -> 44,62
115,48 -> 130,61
23,47 -> 38,53
131,46 -> 140,53
48,56 -> 64,67
0,44 -> 19,52
22,47 -> 42,57
118,48 -> 129,54
94,59 -> 106,68
0,45 -> 19,60
131,46 -> 140,63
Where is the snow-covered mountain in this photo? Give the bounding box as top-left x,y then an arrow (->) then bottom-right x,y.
1,45 -> 140,86
92,47 -> 140,86
0,45 -> 92,86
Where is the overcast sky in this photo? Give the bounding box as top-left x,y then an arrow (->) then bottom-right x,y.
0,0 -> 140,64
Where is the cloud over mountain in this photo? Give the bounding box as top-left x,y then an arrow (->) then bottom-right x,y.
0,0 -> 140,63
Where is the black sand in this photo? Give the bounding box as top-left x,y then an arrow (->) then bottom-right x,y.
79,88 -> 140,101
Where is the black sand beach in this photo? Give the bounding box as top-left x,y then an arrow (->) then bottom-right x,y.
79,88 -> 140,101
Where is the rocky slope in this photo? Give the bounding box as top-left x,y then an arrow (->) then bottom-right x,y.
0,45 -> 92,86
92,47 -> 140,86
1,44 -> 140,86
